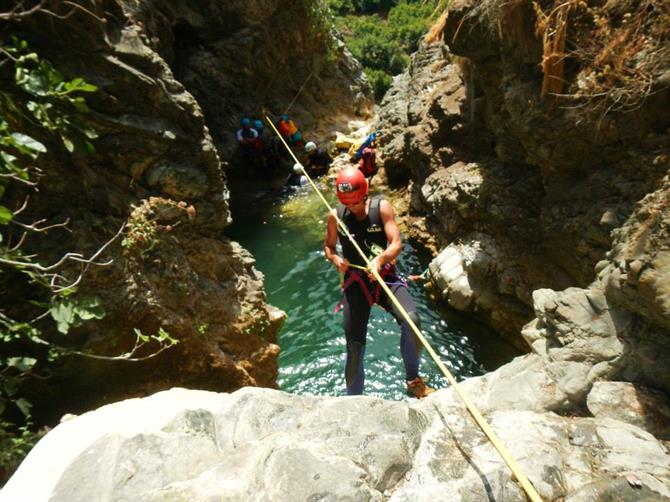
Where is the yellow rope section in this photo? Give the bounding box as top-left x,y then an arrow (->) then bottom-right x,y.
264,115 -> 543,502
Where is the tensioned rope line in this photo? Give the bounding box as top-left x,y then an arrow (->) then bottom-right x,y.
283,71 -> 314,116
264,115 -> 543,502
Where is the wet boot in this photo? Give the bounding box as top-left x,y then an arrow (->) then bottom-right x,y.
406,376 -> 434,399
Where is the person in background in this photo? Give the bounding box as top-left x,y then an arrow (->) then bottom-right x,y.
304,141 -> 332,177
358,141 -> 377,181
236,117 -> 259,148
323,167 -> 434,399
251,118 -> 281,171
252,118 -> 266,150
285,163 -> 309,188
277,114 -> 303,147
252,118 -> 265,135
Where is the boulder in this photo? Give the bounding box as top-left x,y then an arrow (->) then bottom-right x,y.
586,381 -> 670,440
3,387 -> 669,501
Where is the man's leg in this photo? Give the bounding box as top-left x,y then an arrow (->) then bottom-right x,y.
387,285 -> 421,381
342,283 -> 371,395
387,285 -> 434,398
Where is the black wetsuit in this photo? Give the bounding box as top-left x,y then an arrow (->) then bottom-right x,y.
337,197 -> 421,395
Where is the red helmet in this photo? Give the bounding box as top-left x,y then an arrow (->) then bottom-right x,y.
335,167 -> 368,205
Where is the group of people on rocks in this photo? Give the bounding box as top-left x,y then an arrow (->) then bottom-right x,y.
235,115 -> 303,157
235,113 -> 379,191
235,113 -> 334,185
235,116 -> 282,171
285,140 -> 335,188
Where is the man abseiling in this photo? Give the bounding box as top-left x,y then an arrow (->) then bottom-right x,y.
323,167 -> 434,398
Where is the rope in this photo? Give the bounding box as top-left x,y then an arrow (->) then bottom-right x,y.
283,71 -> 314,116
264,115 -> 543,502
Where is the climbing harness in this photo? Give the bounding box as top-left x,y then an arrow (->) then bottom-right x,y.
334,263 -> 405,314
333,201 -> 404,312
264,115 -> 544,502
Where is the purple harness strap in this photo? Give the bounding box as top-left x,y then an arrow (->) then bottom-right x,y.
333,264 -> 406,313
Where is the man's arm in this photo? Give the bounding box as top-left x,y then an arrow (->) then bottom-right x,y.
370,199 -> 402,276
324,209 -> 349,273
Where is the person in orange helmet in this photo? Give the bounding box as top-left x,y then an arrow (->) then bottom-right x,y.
323,167 -> 434,398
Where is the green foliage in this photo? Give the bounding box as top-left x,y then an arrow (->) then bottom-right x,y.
0,116 -> 45,222
0,37 -> 102,430
344,15 -> 408,74
330,0 -> 440,100
1,37 -> 98,155
0,36 -> 161,482
275,0 -> 338,64
49,296 -> 105,335
0,420 -> 45,480
121,207 -> 159,256
328,0 -> 355,15
0,356 -> 36,418
241,316 -> 272,337
0,37 -> 100,317
329,0 -> 396,15
365,68 -> 394,100
196,323 -> 209,337
387,1 -> 436,53
133,327 -> 179,348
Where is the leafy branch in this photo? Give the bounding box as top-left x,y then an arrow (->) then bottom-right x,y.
1,222 -> 125,293
0,0 -> 104,23
65,328 -> 180,362
0,31 -> 180,482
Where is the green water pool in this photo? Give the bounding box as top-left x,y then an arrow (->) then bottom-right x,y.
225,182 -> 520,401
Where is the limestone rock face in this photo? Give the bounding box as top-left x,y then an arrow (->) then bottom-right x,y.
377,41 -> 556,339
586,381 -> 670,440
377,42 -> 468,188
376,1 -> 670,392
602,174 -> 670,332
2,387 -> 669,502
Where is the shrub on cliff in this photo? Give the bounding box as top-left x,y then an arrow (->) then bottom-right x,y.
330,0 -> 441,99
448,0 -> 670,114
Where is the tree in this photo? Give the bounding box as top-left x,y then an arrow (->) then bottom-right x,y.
388,1 -> 435,53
